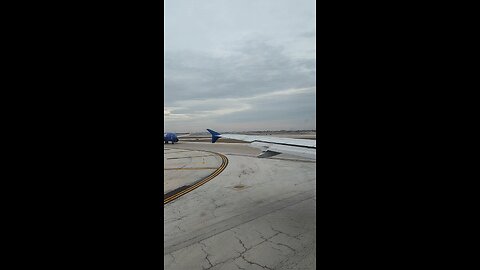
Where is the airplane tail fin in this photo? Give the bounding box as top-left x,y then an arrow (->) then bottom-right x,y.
207,129 -> 222,143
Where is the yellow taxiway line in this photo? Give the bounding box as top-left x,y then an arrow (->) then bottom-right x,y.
164,150 -> 229,205
164,167 -> 218,170
167,155 -> 214,160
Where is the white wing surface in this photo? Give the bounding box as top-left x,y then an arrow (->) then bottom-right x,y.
176,133 -> 191,138
207,129 -> 316,160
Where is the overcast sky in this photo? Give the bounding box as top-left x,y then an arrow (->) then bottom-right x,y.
164,0 -> 316,133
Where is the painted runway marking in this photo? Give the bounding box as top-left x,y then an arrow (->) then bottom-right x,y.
167,155 -> 214,160
164,150 -> 192,154
164,167 -> 218,170
164,149 -> 229,205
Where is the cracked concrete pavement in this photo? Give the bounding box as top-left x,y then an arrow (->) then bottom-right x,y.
164,142 -> 316,270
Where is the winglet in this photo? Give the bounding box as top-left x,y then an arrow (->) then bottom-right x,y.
207,129 -> 222,143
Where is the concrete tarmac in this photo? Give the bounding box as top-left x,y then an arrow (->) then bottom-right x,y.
164,148 -> 224,195
164,142 -> 316,270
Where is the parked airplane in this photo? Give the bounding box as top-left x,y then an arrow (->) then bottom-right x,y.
207,129 -> 316,160
164,132 -> 179,144
164,132 -> 191,144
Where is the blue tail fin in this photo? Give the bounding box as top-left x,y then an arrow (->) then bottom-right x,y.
207,129 -> 221,143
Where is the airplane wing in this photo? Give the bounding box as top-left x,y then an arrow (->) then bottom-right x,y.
207,129 -> 316,160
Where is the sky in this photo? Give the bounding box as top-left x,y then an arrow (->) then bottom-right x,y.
164,0 -> 316,133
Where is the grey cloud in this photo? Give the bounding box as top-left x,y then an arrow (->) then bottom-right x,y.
300,30 -> 316,38
165,39 -> 315,103
164,0 -> 316,132
165,86 -> 316,131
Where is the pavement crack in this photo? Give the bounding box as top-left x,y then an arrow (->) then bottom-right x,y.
240,255 -> 274,270
247,230 -> 281,252
174,214 -> 187,222
175,225 -> 186,233
209,255 -> 243,269
268,244 -> 284,253
266,232 -> 281,242
211,198 -> 227,218
234,261 -> 246,270
267,221 -> 302,240
273,242 -> 296,253
169,253 -> 176,264
234,235 -> 247,253
211,198 -> 221,208
199,242 -> 214,269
